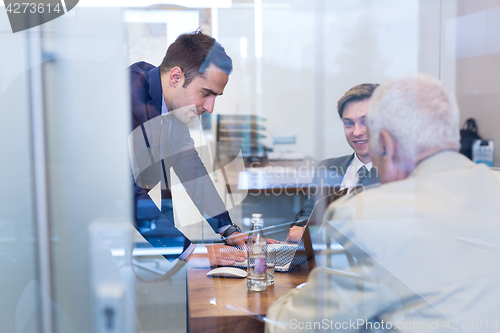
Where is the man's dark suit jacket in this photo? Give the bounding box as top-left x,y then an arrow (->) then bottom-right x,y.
130,61 -> 233,258
295,153 -> 380,222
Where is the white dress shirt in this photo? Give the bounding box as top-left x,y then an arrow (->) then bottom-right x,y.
340,154 -> 373,193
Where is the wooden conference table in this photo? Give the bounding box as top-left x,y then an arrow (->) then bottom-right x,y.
187,257 -> 316,333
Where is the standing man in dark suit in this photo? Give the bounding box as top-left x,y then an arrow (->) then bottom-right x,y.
288,84 -> 381,240
129,31 -> 247,264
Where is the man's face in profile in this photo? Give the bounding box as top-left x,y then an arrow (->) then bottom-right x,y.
170,64 -> 229,123
367,129 -> 386,183
342,99 -> 371,163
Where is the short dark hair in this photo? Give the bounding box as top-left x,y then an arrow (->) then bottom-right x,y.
337,83 -> 379,118
159,30 -> 233,87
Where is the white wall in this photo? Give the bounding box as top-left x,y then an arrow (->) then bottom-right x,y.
420,0 -> 500,166
445,0 -> 500,166
216,0 -> 420,163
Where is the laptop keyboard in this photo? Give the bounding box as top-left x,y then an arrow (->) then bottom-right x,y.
271,244 -> 298,266
232,243 -> 298,269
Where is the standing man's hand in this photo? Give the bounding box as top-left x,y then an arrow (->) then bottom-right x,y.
185,244 -> 247,268
208,244 -> 247,266
224,231 -> 248,248
226,231 -> 281,247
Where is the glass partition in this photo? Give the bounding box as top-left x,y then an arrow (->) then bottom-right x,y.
1,0 -> 500,332
0,12 -> 39,333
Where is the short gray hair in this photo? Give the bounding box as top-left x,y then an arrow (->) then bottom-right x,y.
367,74 -> 460,162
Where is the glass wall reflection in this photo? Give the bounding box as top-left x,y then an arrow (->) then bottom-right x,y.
1,0 -> 500,332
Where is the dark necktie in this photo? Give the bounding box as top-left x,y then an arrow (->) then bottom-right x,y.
356,165 -> 368,185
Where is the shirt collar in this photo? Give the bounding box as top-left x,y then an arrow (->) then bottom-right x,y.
352,153 -> 373,171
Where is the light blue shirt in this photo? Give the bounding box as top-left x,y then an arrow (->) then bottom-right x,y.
161,94 -> 168,115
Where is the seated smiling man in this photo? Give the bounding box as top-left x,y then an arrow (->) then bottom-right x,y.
266,74 -> 500,332
288,84 -> 380,242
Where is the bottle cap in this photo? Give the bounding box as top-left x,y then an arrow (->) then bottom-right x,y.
251,214 -> 264,227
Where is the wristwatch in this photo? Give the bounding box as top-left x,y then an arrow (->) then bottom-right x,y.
221,224 -> 242,243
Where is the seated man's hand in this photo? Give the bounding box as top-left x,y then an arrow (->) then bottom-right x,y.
286,226 -> 304,243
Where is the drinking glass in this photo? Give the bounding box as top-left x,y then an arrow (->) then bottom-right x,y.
266,247 -> 276,286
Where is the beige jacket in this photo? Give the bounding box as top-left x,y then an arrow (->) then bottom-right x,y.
266,151 -> 500,333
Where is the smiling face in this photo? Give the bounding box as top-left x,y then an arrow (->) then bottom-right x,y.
164,64 -> 229,123
342,99 -> 371,164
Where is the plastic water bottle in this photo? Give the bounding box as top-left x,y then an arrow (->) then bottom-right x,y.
247,214 -> 267,291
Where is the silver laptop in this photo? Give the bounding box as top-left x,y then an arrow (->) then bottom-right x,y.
226,187 -> 354,271
228,219 -> 314,272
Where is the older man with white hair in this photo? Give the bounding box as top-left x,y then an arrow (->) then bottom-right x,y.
265,74 -> 500,333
